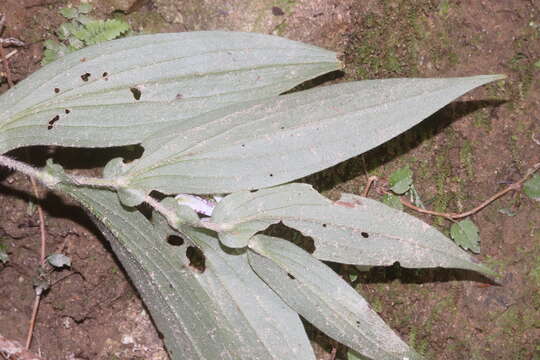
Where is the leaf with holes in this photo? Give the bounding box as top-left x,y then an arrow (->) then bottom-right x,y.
248,234 -> 423,360
209,184 -> 493,276
51,176 -> 315,360
0,32 -> 339,153
115,75 -> 504,198
450,219 -> 480,253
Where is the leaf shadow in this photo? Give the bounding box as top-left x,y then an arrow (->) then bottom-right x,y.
351,262 -> 498,286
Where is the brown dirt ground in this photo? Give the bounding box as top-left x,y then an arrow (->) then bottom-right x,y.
0,0 -> 539,359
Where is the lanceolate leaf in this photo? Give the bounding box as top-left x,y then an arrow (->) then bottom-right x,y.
248,234 -> 423,360
210,184 -> 492,276
182,227 -> 316,360
52,178 -> 314,359
119,75 -> 504,195
0,32 -> 339,153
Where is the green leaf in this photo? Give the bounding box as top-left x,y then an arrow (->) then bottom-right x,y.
120,75 -> 504,195
43,39 -> 63,51
73,19 -> 130,45
409,184 -> 425,208
59,7 -> 79,19
41,48 -> 59,66
498,208 -> 516,217
75,15 -> 95,26
450,219 -> 480,253
67,36 -> 85,50
248,234 -> 423,360
77,3 -> 93,14
534,60 -> 540,68
524,174 -> 540,201
47,253 -> 72,268
57,23 -> 73,40
381,193 -> 403,210
0,240 -> 9,264
53,182 -> 315,359
210,184 -> 493,276
0,32 -> 339,153
184,227 -> 316,360
389,166 -> 413,194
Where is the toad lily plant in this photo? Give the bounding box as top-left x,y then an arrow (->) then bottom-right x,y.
0,32 -> 503,360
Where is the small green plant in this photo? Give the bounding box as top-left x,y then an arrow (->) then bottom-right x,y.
42,4 -> 130,65
0,31 -> 530,359
382,165 -> 539,255
0,239 -> 9,264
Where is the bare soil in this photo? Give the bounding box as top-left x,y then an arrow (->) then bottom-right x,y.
0,0 -> 538,359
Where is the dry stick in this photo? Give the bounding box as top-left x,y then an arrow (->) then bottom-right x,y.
25,176 -> 47,350
0,333 -> 47,360
362,176 -> 378,197
397,162 -> 540,222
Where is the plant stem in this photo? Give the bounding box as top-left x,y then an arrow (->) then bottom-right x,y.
25,295 -> 40,350
0,155 -> 229,235
362,176 -> 378,197
0,154 -> 118,190
143,194 -> 180,227
395,162 -> 540,221
70,175 -> 118,188
0,154 -> 52,184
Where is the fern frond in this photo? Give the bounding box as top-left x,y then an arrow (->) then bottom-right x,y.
74,19 -> 130,46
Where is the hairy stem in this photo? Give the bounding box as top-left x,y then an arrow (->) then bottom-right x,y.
143,194 -> 180,227
0,154 -> 117,189
0,154 -> 229,236
0,154 -> 56,186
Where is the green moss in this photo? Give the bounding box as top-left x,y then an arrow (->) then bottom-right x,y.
408,326 -> 430,356
472,108 -> 492,131
348,2 -> 431,79
459,140 -> 474,178
272,0 -> 297,14
433,153 -> 452,225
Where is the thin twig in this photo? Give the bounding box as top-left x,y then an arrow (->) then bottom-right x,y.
395,162 -> 540,221
25,165 -> 47,350
0,333 -> 46,360
24,295 -> 41,350
28,178 -> 46,266
3,49 -> 17,59
362,176 -> 378,197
